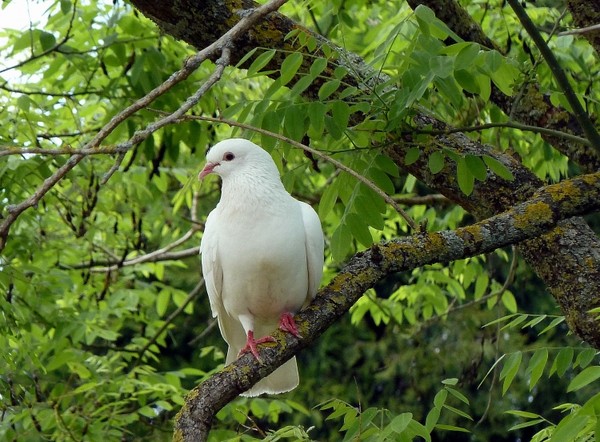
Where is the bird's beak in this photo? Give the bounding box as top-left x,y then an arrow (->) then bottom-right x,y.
199,162 -> 218,180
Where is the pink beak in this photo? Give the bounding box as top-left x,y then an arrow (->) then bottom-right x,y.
199,162 -> 218,180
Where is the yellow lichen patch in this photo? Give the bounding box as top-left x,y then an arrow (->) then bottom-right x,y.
425,232 -> 448,254
328,272 -> 356,292
513,201 -> 554,230
461,224 -> 485,244
545,179 -> 581,205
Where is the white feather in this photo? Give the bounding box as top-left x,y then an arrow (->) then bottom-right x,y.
199,139 -> 324,396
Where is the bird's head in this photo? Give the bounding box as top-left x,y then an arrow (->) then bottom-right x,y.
199,138 -> 278,181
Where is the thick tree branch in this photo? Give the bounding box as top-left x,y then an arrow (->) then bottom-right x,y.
174,171 -> 600,441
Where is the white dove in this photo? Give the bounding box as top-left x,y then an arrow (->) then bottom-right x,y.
199,138 -> 324,397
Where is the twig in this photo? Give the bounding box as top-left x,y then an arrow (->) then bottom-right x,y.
102,46 -> 232,183
184,114 -> 419,231
412,121 -> 591,147
507,0 -> 600,151
558,23 -> 600,36
0,146 -> 121,157
135,279 -> 204,366
89,237 -> 200,273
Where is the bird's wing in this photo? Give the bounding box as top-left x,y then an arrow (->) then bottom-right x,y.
200,210 -> 247,363
299,201 -> 324,301
200,210 -> 223,318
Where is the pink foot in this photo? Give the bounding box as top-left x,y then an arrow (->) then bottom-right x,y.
279,312 -> 302,338
238,330 -> 276,360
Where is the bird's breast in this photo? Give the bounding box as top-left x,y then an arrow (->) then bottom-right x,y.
216,206 -> 309,321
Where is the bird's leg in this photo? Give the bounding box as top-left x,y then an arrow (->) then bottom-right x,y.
238,330 -> 276,360
279,312 -> 302,338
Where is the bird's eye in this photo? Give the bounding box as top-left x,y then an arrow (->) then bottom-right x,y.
223,152 -> 235,161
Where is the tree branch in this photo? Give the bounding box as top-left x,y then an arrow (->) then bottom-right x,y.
174,170 -> 600,441
506,0 -> 600,151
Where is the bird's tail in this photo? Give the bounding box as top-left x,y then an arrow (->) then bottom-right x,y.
240,356 -> 299,397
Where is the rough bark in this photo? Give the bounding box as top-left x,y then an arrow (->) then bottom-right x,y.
130,0 -> 600,348
174,171 -> 600,441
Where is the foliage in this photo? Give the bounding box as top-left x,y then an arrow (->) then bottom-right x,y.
1,0 -> 599,441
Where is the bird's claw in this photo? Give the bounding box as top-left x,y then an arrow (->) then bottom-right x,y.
279,312 -> 302,338
239,330 -> 276,362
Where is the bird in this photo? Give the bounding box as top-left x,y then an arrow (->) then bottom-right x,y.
199,138 -> 324,397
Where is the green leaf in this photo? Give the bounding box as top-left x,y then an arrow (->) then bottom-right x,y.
425,406 -> 440,432
433,389 -> 448,408
464,155 -> 487,181
39,31 -> 56,51
474,273 -> 489,299
456,157 -> 474,196
369,168 -> 396,195
331,224 -> 352,262
16,95 -> 32,111
552,347 -> 574,377
575,348 -> 597,369
375,154 -> 400,177
500,351 -> 522,395
502,291 -> 518,313
505,410 -> 542,419
454,69 -> 480,94
527,348 -> 548,390
284,105 -> 306,141
550,414 -> 589,442
331,101 -> 351,135
539,316 -> 565,335
246,49 -> 276,77
508,419 -> 546,431
435,424 -> 470,433
405,147 -> 421,165
442,404 -> 473,420
156,290 -> 170,317
483,155 -> 514,180
567,366 -> 600,392
60,0 -> 72,14
446,387 -> 470,405
407,419 -> 432,442
235,46 -> 258,68
319,181 -> 338,218
346,213 -> 373,248
428,151 -> 445,174
310,57 -> 328,78
279,52 -> 303,86
318,79 -> 341,101
390,412 -> 412,433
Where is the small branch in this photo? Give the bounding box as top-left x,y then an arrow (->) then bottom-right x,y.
90,235 -> 200,273
135,279 -> 204,365
0,146 -> 121,157
411,121 -> 591,147
396,194 -> 450,206
506,0 -> 600,151
558,23 -> 600,36
101,46 -> 232,184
